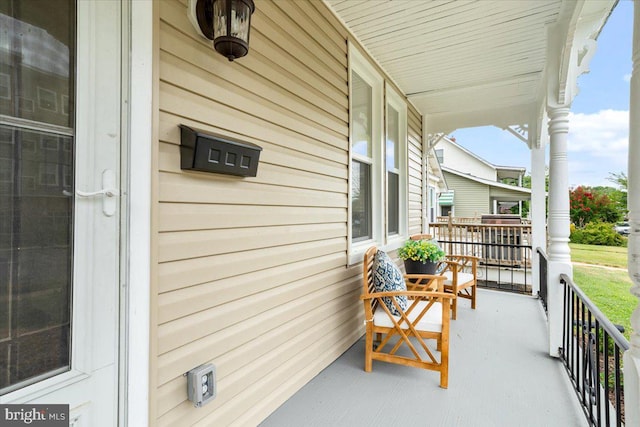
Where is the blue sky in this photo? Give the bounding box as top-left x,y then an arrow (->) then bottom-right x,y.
451,0 -> 632,188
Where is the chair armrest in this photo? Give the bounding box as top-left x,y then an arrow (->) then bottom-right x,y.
436,260 -> 461,270
444,255 -> 478,274
361,290 -> 453,301
446,254 -> 480,259
434,260 -> 466,278
445,254 -> 479,264
403,274 -> 445,292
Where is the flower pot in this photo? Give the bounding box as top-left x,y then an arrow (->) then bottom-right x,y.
404,259 -> 438,275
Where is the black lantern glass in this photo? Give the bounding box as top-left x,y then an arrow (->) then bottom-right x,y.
191,0 -> 255,61
213,0 -> 255,61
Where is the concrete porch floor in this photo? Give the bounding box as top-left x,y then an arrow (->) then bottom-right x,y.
260,289 -> 586,427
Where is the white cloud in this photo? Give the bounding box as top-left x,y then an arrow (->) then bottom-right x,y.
567,110 -> 628,154
456,111 -> 629,186
566,110 -> 628,186
624,73 -> 632,83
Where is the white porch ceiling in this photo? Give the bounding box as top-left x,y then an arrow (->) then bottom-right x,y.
325,0 -> 617,136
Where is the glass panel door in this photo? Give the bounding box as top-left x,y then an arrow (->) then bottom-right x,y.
0,0 -> 75,394
0,2 -> 121,424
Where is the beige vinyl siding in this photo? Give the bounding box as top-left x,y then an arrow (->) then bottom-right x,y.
153,0 -> 424,425
443,171 -> 490,217
408,105 -> 424,234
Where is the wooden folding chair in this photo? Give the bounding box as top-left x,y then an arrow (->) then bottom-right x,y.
362,246 -> 453,388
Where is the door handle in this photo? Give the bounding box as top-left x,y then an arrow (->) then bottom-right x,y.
76,188 -> 119,198
64,169 -> 119,217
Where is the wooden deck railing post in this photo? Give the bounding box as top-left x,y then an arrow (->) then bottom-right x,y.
447,214 -> 453,255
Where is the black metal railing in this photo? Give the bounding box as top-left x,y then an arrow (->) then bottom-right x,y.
538,248 -> 548,313
560,274 -> 629,427
430,222 -> 533,294
429,239 -> 532,294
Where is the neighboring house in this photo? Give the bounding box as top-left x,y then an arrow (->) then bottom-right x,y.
433,136 -> 530,218
3,1 -> 638,427
427,143 -> 448,223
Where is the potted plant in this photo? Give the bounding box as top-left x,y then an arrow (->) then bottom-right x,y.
398,239 -> 446,274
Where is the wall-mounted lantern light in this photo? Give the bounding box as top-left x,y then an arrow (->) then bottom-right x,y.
188,0 -> 256,61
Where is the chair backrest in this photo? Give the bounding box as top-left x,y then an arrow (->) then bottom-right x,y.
410,234 -> 432,241
363,246 -> 378,319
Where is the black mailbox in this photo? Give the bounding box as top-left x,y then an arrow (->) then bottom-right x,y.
179,125 -> 262,177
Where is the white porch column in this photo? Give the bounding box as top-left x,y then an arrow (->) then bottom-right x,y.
422,116 -> 429,234
547,107 -> 571,263
546,105 -> 573,357
623,2 -> 640,424
518,173 -> 523,217
530,133 -> 547,295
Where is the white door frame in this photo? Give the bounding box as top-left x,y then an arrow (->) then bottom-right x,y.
122,0 -> 153,426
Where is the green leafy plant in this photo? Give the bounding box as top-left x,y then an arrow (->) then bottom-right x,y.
398,239 -> 445,263
570,221 -> 627,247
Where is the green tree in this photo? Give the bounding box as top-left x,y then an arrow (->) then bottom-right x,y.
570,186 -> 622,227
607,171 -> 628,218
607,171 -> 628,189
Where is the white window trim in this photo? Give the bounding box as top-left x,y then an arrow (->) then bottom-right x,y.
385,84 -> 408,249
348,43 -> 383,265
348,43 -> 410,264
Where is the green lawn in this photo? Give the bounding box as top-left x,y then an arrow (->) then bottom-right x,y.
568,243 -> 635,340
572,265 -> 635,341
569,243 -> 627,268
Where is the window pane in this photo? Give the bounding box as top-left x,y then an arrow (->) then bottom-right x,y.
0,0 -> 75,128
0,0 -> 75,393
387,171 -> 399,234
0,126 -> 73,392
352,160 -> 371,240
351,72 -> 372,158
386,105 -> 399,170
